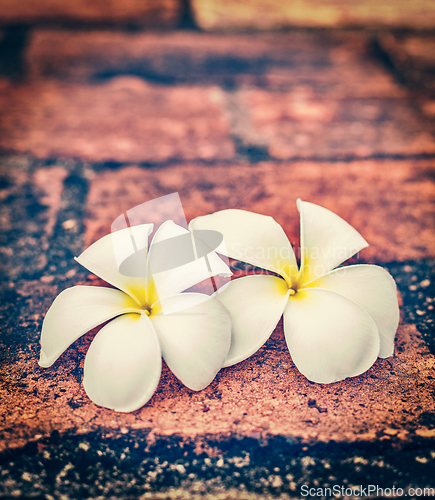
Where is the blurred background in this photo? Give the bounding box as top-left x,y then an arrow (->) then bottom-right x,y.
0,0 -> 435,498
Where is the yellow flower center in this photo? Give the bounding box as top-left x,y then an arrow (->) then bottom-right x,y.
129,275 -> 159,316
282,268 -> 304,297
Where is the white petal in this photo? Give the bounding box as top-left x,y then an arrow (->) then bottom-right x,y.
284,288 -> 380,383
190,209 -> 297,281
307,265 -> 399,358
75,224 -> 154,306
149,220 -> 231,302
151,293 -> 231,391
297,200 -> 368,285
83,313 -> 161,412
39,286 -> 140,367
214,274 -> 290,367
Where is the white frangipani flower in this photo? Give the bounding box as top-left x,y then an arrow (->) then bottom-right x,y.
190,200 -> 400,384
39,221 -> 232,412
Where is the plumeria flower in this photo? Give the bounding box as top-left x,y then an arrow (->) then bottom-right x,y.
39,221 -> 232,412
190,200 -> 400,384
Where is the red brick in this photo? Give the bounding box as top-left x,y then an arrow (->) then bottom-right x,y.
26,30 -> 400,98
242,88 -> 435,158
0,159 -> 68,278
192,0 -> 435,30
2,294 -> 434,452
0,79 -> 235,163
33,166 -> 68,238
1,158 -> 435,453
23,31 -> 429,160
378,34 -> 435,124
0,0 -> 180,27
379,34 -> 435,93
84,160 -> 435,263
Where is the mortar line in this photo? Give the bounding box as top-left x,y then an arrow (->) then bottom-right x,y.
2,152 -> 434,174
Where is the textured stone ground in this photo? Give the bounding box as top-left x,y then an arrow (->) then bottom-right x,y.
0,17 -> 434,500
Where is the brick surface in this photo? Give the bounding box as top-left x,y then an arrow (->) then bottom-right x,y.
1,24 -> 435,495
379,34 -> 435,93
0,79 -> 235,163
1,275 -> 434,453
242,88 -> 435,159
192,0 -> 435,30
84,160 -> 435,263
26,30 -> 400,96
23,31 -> 435,159
2,158 -> 433,455
0,0 -> 180,27
378,34 -> 435,124
0,157 -> 68,279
